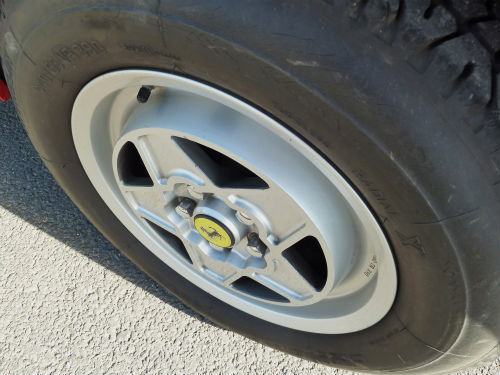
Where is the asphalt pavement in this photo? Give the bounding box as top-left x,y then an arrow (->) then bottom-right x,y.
1,100 -> 499,374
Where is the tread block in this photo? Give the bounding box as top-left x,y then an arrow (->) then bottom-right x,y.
395,3 -> 457,56
496,72 -> 500,121
449,0 -> 488,20
363,0 -> 400,29
493,2 -> 500,20
428,34 -> 491,105
474,20 -> 500,53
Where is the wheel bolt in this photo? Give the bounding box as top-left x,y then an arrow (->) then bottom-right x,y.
246,232 -> 267,257
175,197 -> 196,219
236,210 -> 253,225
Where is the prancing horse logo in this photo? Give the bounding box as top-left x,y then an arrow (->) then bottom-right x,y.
194,216 -> 233,248
199,226 -> 224,241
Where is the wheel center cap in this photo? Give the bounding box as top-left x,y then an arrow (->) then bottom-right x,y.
194,215 -> 234,248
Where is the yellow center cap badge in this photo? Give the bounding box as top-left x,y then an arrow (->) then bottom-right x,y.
194,216 -> 234,248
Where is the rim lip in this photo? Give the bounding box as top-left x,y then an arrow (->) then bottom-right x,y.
71,69 -> 397,334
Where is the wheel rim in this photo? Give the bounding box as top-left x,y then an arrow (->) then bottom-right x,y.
72,70 -> 397,334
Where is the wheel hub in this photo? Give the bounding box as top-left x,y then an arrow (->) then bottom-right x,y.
192,198 -> 247,249
194,215 -> 234,249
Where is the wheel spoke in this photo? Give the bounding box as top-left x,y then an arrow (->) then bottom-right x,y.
253,257 -> 316,302
120,184 -> 157,193
137,206 -> 176,234
271,223 -> 311,253
222,270 -> 245,287
134,137 -> 163,186
139,134 -> 212,188
218,186 -> 308,241
182,241 -> 205,271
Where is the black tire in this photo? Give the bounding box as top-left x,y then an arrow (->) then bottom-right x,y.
1,1 -> 499,373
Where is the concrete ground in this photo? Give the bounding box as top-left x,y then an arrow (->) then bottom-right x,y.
1,100 -> 499,375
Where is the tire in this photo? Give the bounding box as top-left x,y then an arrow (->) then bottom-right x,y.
1,0 -> 499,373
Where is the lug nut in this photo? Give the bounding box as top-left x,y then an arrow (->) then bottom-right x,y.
175,197 -> 196,219
246,232 -> 267,257
137,85 -> 155,103
236,211 -> 253,225
186,185 -> 204,200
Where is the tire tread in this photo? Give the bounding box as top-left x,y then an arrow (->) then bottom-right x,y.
332,0 -> 500,195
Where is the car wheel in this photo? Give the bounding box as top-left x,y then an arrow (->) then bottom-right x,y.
1,0 -> 499,373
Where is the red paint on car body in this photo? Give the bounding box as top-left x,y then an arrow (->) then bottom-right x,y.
0,79 -> 11,101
